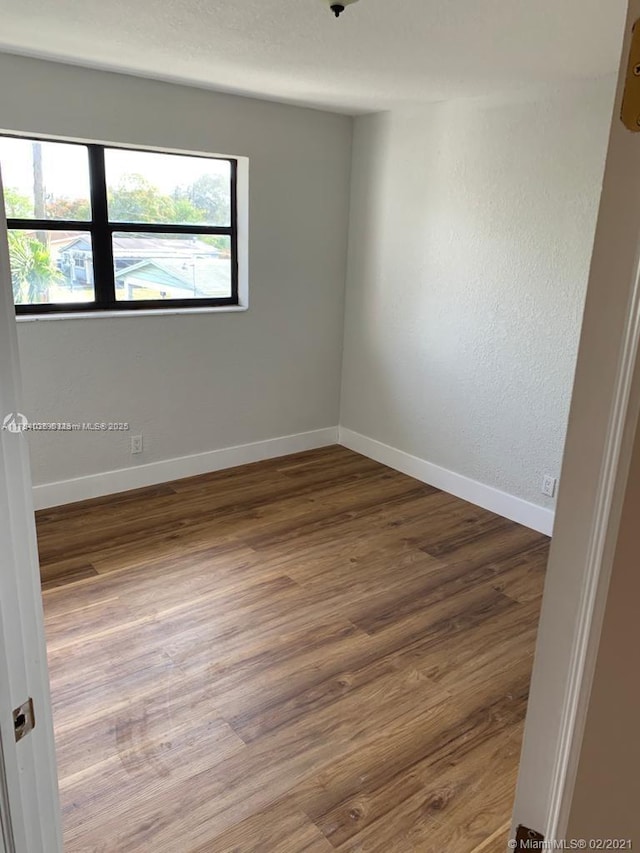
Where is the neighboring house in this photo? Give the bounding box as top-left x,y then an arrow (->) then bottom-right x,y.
54,234 -> 228,298
116,257 -> 231,300
55,235 -> 94,289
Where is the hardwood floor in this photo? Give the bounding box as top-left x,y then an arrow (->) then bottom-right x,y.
36,445 -> 549,853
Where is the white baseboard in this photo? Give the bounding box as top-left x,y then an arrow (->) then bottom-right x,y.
32,424 -> 555,535
32,427 -> 339,510
339,427 -> 555,536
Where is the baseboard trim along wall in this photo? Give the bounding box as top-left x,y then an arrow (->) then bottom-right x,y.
338,427 -> 555,536
32,427 -> 339,510
31,424 -> 555,536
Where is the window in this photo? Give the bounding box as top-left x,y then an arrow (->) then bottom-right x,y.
0,135 -> 238,313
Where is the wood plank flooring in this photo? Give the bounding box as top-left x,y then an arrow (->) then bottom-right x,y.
36,446 -> 549,853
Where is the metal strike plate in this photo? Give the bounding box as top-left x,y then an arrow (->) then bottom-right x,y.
13,698 -> 35,743
621,19 -> 640,132
514,825 -> 545,849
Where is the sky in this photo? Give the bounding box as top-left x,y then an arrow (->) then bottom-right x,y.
0,136 -> 230,209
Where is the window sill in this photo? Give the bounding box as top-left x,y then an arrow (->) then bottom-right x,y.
16,305 -> 249,322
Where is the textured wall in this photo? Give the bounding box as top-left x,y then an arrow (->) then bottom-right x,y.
340,80 -> 614,508
0,53 -> 352,487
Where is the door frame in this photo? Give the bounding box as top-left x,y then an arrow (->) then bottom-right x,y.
512,0 -> 640,840
0,171 -> 63,852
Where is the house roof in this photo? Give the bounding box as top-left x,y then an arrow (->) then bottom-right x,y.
59,234 -> 221,258
117,257 -> 231,298
111,235 -> 218,256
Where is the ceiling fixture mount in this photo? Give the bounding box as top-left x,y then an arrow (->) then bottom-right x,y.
325,0 -> 360,18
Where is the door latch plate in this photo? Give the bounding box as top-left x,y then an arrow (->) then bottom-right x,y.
13,698 -> 35,742
514,825 -> 545,849
621,19 -> 640,132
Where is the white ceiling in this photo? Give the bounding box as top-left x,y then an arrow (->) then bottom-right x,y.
0,0 -> 628,114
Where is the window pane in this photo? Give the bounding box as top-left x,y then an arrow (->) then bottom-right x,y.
0,137 -> 91,221
9,230 -> 94,306
113,233 -> 232,301
105,149 -> 231,227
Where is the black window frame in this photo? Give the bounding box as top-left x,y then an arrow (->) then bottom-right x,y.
2,134 -> 239,314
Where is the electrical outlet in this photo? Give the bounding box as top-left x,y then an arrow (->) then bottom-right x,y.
542,474 -> 557,498
131,434 -> 143,455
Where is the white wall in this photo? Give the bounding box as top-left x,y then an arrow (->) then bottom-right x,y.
0,54 -> 351,493
340,80 -> 615,516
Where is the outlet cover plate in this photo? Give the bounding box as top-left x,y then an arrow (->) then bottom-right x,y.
542,475 -> 557,498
